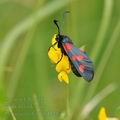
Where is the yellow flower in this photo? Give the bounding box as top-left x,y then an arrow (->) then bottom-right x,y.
48,47 -> 61,64
98,107 -> 107,120
48,34 -> 61,64
51,34 -> 58,49
56,55 -> 71,73
48,34 -> 71,84
98,107 -> 119,120
58,71 -> 69,84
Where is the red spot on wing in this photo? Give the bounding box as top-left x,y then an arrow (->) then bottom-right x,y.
79,64 -> 85,73
71,55 -> 76,61
77,55 -> 85,61
64,43 -> 73,52
72,55 -> 85,61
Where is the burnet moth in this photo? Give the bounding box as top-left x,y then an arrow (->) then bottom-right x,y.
49,12 -> 94,82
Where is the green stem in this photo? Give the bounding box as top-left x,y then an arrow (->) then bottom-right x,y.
66,85 -> 70,120
8,106 -> 16,120
33,94 -> 44,120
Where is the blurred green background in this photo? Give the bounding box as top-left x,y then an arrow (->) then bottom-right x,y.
0,0 -> 120,120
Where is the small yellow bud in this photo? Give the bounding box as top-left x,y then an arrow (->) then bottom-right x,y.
58,71 -> 69,84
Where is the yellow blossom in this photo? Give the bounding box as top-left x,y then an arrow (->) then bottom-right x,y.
48,34 -> 71,84
98,107 -> 119,120
48,47 -> 61,64
51,34 -> 58,49
98,107 -> 107,120
58,71 -> 69,84
56,55 -> 71,73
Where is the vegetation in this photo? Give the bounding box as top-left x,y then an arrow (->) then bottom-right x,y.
0,0 -> 120,120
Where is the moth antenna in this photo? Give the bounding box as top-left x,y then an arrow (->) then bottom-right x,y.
60,11 -> 70,30
53,19 -> 60,35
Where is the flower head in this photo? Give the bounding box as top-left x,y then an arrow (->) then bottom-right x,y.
48,34 -> 61,64
48,34 -> 71,84
98,107 -> 107,120
58,71 -> 69,84
98,107 -> 119,120
48,47 -> 61,64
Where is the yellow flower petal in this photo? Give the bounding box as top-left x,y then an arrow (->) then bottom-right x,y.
98,107 -> 107,120
58,71 -> 69,84
52,34 -> 57,44
48,34 -> 71,84
48,47 -> 62,64
56,55 -> 71,73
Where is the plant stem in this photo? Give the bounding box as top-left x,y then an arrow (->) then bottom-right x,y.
8,106 -> 16,120
33,94 -> 44,120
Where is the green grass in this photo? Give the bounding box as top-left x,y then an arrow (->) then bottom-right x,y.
0,0 -> 120,120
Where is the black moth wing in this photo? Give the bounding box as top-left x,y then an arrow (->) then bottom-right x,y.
61,36 -> 94,81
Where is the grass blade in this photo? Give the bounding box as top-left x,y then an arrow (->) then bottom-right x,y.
91,0 -> 113,63
84,20 -> 120,102
33,94 -> 44,120
8,106 -> 16,120
79,84 -> 117,120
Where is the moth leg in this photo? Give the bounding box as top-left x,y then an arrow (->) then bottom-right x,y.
56,52 -> 63,64
48,42 -> 57,51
